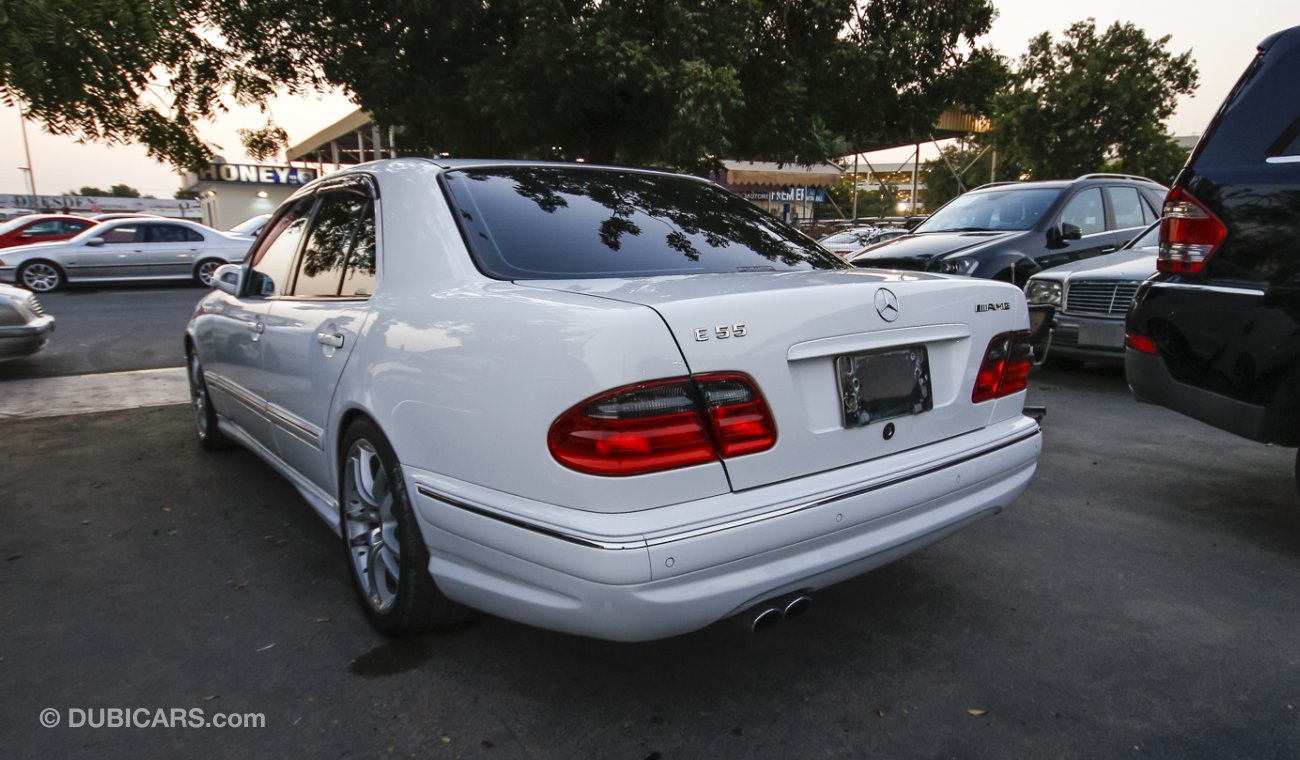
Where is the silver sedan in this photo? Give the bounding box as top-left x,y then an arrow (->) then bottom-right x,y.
0,218 -> 252,292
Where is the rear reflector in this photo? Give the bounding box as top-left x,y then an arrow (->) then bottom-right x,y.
1125,333 -> 1157,354
549,373 -> 776,476
972,331 -> 1033,403
1158,187 -> 1226,274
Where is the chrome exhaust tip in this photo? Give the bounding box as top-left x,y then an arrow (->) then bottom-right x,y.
782,595 -> 813,620
750,607 -> 782,633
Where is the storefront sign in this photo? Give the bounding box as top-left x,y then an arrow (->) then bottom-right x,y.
0,194 -> 199,215
738,187 -> 828,203
194,163 -> 317,185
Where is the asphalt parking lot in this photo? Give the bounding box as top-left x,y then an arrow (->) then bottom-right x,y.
5,360 -> 1300,758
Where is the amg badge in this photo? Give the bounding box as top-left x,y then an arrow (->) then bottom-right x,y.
976,302 -> 1012,313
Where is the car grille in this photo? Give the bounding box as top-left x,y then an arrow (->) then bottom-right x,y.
1065,280 -> 1141,315
26,295 -> 45,316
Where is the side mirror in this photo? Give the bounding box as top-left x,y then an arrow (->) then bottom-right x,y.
212,263 -> 243,295
1060,222 -> 1083,241
85,237 -> 105,247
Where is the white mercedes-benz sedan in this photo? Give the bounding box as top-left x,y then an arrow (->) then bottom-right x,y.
185,159 -> 1042,641
0,218 -> 252,292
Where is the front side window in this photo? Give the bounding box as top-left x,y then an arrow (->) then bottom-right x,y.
1060,188 -> 1105,236
292,189 -> 371,297
442,167 -> 845,279
62,220 -> 93,234
24,220 -> 62,236
249,198 -> 313,296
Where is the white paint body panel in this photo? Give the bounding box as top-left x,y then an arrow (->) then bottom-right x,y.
186,158 -> 1043,641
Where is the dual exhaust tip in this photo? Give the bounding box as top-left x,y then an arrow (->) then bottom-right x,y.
748,594 -> 813,633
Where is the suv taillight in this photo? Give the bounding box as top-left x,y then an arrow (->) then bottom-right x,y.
1158,187 -> 1227,274
549,373 -> 777,476
972,331 -> 1032,403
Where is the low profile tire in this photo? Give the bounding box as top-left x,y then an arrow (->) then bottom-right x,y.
18,261 -> 64,293
339,418 -> 472,636
188,352 -> 234,451
194,258 -> 224,287
1294,448 -> 1300,501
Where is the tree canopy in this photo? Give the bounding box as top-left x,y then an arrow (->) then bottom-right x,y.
69,184 -> 144,198
2,0 -> 1001,171
990,19 -> 1197,180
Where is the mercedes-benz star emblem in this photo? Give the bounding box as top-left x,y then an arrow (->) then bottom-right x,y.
874,288 -> 899,322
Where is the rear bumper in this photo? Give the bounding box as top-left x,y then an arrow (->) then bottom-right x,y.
406,415 -> 1041,641
1126,348 -> 1274,443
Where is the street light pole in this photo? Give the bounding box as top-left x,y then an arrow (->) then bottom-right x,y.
18,111 -> 37,197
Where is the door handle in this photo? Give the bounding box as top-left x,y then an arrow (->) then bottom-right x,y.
1100,246 -> 1117,253
316,332 -> 344,349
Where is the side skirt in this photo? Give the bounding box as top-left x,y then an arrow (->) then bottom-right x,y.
217,415 -> 342,535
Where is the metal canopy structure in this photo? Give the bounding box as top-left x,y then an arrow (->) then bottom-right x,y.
286,109 -> 400,167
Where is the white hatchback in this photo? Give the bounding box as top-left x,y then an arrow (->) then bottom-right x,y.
185,159 -> 1042,641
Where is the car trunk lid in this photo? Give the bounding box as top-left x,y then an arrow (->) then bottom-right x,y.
523,269 -> 1029,491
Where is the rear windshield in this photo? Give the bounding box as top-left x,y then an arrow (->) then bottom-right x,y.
442,166 -> 846,279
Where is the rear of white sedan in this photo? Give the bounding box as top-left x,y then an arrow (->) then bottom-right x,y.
186,159 -> 1040,641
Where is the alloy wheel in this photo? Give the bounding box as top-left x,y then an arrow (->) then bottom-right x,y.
342,440 -> 401,613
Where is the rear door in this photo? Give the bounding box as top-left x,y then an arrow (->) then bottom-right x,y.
144,223 -> 206,277
260,183 -> 376,493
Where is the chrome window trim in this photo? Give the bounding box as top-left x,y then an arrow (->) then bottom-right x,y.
1265,155 -> 1300,164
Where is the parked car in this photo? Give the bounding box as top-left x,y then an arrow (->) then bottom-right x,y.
0,214 -> 96,249
848,174 -> 1167,284
228,214 -> 271,239
0,218 -> 252,292
185,159 -> 1042,641
1127,25 -> 1300,489
817,226 -> 878,256
1026,222 -> 1159,368
0,282 -> 54,360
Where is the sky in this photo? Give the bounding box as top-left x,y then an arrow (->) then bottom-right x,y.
0,0 -> 1294,198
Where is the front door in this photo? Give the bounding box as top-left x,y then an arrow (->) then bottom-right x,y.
201,197 -> 315,448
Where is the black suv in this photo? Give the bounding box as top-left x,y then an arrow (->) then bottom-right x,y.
848,174 -> 1167,284
1127,25 -> 1300,487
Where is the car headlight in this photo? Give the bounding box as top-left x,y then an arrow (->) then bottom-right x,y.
934,256 -> 979,275
1025,279 -> 1062,307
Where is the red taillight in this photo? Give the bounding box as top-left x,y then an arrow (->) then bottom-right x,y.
972,331 -> 1032,403
1158,187 -> 1227,274
549,373 -> 777,476
1125,333 -> 1157,354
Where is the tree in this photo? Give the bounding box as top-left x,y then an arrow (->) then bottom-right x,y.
69,185 -> 142,198
174,188 -> 200,200
991,19 -> 1198,179
5,0 -> 1002,172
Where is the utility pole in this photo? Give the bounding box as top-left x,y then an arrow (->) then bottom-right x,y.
18,111 -> 37,197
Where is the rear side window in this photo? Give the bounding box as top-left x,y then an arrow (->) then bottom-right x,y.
1105,187 -> 1146,229
292,188 -> 375,298
148,224 -> 203,243
442,167 -> 845,279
